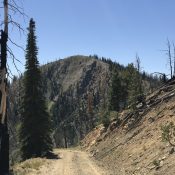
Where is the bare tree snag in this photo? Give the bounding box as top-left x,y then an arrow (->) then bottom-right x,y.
0,0 -> 9,174
4,0 -> 8,34
0,0 -> 26,173
173,43 -> 175,77
167,39 -> 173,79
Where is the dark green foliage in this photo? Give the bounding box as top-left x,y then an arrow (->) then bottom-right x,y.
109,62 -> 145,112
109,70 -> 123,111
127,63 -> 144,110
152,159 -> 160,167
51,85 -> 93,146
19,19 -> 52,160
102,111 -> 110,128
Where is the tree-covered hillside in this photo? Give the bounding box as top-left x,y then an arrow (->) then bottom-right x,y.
9,55 -> 162,156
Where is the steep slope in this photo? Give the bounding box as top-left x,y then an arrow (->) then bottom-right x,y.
81,79 -> 175,175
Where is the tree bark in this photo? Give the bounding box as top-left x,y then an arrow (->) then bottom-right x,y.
0,0 -> 9,174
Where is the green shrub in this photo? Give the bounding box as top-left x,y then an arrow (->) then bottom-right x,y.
161,122 -> 175,146
102,111 -> 110,128
153,159 -> 160,167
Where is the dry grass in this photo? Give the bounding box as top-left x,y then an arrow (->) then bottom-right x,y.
13,158 -> 48,175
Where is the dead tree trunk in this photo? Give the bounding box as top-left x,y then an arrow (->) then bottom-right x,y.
167,39 -> 173,79
173,43 -> 175,77
0,29 -> 9,175
63,126 -> 68,148
0,0 -> 9,174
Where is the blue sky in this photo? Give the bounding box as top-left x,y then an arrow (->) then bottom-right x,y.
4,0 -> 175,76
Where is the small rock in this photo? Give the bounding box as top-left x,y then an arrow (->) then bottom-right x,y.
136,103 -> 143,109
129,154 -> 132,158
169,147 -> 174,154
161,156 -> 166,160
169,114 -> 174,117
156,166 -> 160,170
148,117 -> 155,123
109,121 -> 117,131
97,138 -> 102,142
159,160 -> 163,167
148,165 -> 156,170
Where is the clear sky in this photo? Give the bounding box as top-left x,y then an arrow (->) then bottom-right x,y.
4,0 -> 175,76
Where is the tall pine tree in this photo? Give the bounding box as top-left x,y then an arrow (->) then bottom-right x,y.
127,63 -> 143,110
109,69 -> 123,111
19,19 -> 52,160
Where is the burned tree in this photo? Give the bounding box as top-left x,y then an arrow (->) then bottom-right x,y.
173,43 -> 175,77
162,39 -> 173,79
0,0 -> 26,174
0,0 -> 9,174
167,39 -> 173,79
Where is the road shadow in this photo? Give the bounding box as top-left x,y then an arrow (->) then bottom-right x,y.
45,151 -> 61,160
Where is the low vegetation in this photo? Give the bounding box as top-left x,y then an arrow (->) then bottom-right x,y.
161,122 -> 175,146
13,158 -> 47,175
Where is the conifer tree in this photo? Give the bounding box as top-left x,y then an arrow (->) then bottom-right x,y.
109,69 -> 122,111
127,63 -> 143,110
19,19 -> 52,160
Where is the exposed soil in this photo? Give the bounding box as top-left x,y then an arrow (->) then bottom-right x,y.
81,81 -> 175,175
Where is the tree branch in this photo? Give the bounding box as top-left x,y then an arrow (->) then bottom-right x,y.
7,46 -> 23,74
8,37 -> 25,51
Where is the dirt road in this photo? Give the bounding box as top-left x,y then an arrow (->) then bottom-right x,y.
38,149 -> 106,175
